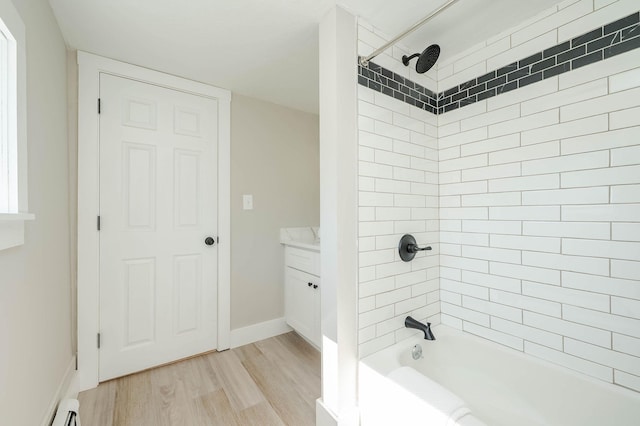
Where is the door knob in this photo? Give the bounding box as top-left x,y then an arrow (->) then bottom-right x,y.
205,237 -> 216,246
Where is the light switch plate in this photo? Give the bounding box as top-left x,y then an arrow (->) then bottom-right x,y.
243,194 -> 253,210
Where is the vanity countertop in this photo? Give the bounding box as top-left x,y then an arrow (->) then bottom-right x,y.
280,227 -> 320,252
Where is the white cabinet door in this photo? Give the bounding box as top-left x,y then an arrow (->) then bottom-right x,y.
285,267 -> 317,343
99,74 -> 219,381
311,276 -> 321,348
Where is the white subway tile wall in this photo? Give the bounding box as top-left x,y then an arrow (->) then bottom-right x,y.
436,1 -> 640,392
358,21 -> 441,358
356,1 -> 640,393
358,23 -> 440,357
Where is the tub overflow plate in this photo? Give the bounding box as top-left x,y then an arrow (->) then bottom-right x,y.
412,344 -> 423,360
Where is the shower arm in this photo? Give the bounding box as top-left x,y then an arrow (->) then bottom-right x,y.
359,0 -> 460,67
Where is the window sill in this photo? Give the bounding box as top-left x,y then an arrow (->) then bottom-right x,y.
0,212 -> 35,221
0,212 -> 35,251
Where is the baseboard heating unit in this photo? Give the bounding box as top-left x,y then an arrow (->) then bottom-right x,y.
51,399 -> 80,426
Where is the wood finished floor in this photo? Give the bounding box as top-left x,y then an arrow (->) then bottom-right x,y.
78,332 -> 320,425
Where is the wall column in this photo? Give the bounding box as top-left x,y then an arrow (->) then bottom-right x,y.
317,5 -> 359,426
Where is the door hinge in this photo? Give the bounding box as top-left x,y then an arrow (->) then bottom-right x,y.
97,215 -> 101,231
75,353 -> 78,370
97,333 -> 101,349
98,98 -> 101,114
217,236 -> 219,244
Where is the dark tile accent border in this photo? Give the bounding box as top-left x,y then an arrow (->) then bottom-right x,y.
358,11 -> 640,115
358,61 -> 439,114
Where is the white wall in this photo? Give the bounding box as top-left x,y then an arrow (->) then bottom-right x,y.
231,94 -> 319,330
357,21 -> 441,358
0,0 -> 72,424
438,0 -> 640,392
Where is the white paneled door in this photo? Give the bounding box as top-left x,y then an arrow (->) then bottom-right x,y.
98,74 -> 218,381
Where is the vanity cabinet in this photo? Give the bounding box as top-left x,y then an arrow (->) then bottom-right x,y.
284,246 -> 320,348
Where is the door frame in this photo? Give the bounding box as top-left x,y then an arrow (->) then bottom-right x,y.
76,52 -> 231,391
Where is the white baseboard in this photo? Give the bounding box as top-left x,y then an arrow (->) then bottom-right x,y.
316,398 -> 338,426
41,356 -> 77,426
316,398 -> 360,426
229,317 -> 292,348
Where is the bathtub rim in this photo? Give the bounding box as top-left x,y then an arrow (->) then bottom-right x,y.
360,323 -> 640,401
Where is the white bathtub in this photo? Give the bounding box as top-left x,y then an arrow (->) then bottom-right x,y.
360,324 -> 640,426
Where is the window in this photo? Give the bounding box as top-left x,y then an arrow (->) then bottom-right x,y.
0,5 -> 33,251
1,16 -> 18,213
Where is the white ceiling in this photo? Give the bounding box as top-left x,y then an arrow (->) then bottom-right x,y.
48,0 -> 562,114
343,0 -> 563,63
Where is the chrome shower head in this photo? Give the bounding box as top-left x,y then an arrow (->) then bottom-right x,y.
402,44 -> 441,74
